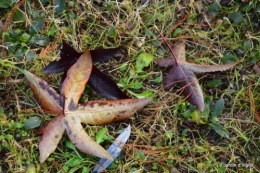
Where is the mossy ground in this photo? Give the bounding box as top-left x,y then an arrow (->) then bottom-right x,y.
0,0 -> 260,172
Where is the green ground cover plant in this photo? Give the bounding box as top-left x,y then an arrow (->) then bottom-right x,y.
0,0 -> 260,172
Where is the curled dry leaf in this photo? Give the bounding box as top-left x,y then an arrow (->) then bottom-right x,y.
25,48 -> 151,163
156,41 -> 239,112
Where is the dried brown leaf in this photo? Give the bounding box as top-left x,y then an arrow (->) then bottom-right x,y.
38,115 -> 65,163
74,98 -> 152,125
64,115 -> 113,160
24,70 -> 63,114
61,49 -> 92,110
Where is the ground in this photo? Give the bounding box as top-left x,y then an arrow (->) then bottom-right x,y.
0,0 -> 260,172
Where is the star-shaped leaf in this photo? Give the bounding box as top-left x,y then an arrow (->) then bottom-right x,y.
156,41 -> 239,112
41,41 -> 128,100
24,48 -> 151,163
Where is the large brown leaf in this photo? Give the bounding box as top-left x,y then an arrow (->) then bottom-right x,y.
156,41 -> 239,112
24,46 -> 151,163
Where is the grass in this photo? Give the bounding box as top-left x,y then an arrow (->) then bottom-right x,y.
0,0 -> 260,172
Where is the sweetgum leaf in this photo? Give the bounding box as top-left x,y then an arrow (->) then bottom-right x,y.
76,98 -> 151,125
25,47 -> 151,163
38,115 -> 65,163
61,49 -> 92,110
24,70 -> 63,114
42,41 -> 126,100
158,41 -> 239,112
88,66 -> 129,100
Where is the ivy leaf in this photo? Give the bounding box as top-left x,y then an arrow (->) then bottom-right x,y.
54,0 -> 65,15
211,99 -> 225,122
29,18 -> 45,34
228,12 -> 245,25
25,50 -> 37,62
30,34 -> 50,47
0,0 -> 12,8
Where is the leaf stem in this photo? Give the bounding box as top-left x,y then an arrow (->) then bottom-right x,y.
154,25 -> 179,66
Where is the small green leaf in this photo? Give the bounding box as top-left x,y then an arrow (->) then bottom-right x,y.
152,40 -> 161,47
95,128 -> 109,144
15,47 -> 26,59
46,25 -> 57,36
65,140 -> 76,150
165,131 -> 173,139
129,82 -> 142,89
145,29 -> 153,38
183,110 -> 191,119
67,157 -> 81,167
243,40 -> 252,51
173,28 -> 182,37
190,110 -> 207,125
206,79 -> 223,87
29,18 -> 45,34
108,27 -> 117,37
228,12 -> 245,25
211,99 -> 225,118
222,52 -> 237,64
30,34 -> 50,46
13,9 -> 25,22
208,1 -> 221,16
68,1 -> 74,7
24,116 -> 41,130
210,122 -> 230,139
68,11 -> 75,19
24,164 -> 36,173
54,0 -> 66,15
136,53 -> 154,72
136,150 -> 145,160
25,50 -> 36,61
153,76 -> 162,83
21,33 -> 31,43
128,90 -> 153,98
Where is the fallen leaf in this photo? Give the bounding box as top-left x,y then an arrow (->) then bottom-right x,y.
61,49 -> 92,110
24,47 -> 151,163
92,125 -> 131,172
41,41 -> 128,99
156,41 -> 239,112
24,70 -> 63,115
